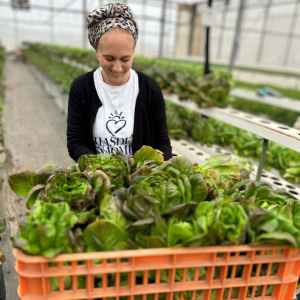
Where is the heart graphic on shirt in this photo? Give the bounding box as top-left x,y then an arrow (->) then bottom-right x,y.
106,117 -> 127,136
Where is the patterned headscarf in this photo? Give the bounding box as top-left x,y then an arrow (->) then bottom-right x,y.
87,3 -> 138,50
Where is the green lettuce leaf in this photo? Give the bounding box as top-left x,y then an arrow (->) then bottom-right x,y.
84,219 -> 125,252
8,170 -> 37,197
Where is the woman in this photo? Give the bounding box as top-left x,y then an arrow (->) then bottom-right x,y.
67,3 -> 172,162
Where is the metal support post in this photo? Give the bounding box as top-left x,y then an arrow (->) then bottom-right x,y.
217,1 -> 228,59
204,0 -> 212,75
83,0 -> 88,48
141,0 -> 147,54
256,139 -> 269,182
256,0 -> 272,63
158,0 -> 167,59
283,0 -> 300,66
49,0 -> 55,43
188,4 -> 197,56
228,0 -> 246,73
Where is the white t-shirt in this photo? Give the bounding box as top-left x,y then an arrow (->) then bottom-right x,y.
93,67 -> 139,158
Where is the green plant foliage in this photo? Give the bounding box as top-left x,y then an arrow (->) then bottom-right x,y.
165,100 -> 300,184
12,43 -> 300,295
42,173 -> 95,210
232,97 -> 299,127
160,57 -> 300,79
194,201 -> 248,246
84,219 -> 126,252
49,262 -> 72,291
23,42 -> 232,107
23,43 -> 87,93
8,145 -> 300,295
22,42 -> 300,183
228,180 -> 300,248
11,201 -> 78,258
78,152 -> 131,190
132,57 -> 233,107
0,218 -> 5,234
9,145 -> 300,258
132,145 -> 164,171
100,195 -> 130,230
23,42 -> 300,127
8,170 -> 37,198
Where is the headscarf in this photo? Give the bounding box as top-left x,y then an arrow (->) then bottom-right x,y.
87,3 -> 138,50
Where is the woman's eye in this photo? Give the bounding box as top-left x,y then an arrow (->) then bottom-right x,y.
104,58 -> 129,62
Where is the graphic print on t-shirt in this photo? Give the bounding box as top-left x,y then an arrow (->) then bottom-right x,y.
94,110 -> 133,158
93,67 -> 139,159
106,111 -> 126,136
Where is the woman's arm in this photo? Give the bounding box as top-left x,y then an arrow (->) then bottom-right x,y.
67,80 -> 96,162
152,83 -> 172,160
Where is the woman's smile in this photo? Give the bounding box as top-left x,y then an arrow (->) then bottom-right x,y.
110,70 -> 123,76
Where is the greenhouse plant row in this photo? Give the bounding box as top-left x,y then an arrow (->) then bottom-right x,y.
22,43 -> 300,185
0,42 -> 293,300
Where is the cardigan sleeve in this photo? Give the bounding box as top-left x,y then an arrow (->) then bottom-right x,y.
67,79 -> 96,162
152,83 -> 173,160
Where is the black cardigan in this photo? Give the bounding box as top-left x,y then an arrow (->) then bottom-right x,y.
67,69 -> 172,162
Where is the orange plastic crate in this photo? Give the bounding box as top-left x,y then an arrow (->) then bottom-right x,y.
14,244 -> 300,300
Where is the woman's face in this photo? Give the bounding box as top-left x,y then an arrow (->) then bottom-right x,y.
96,29 -> 135,86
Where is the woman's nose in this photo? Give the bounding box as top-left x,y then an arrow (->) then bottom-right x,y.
113,61 -> 122,72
